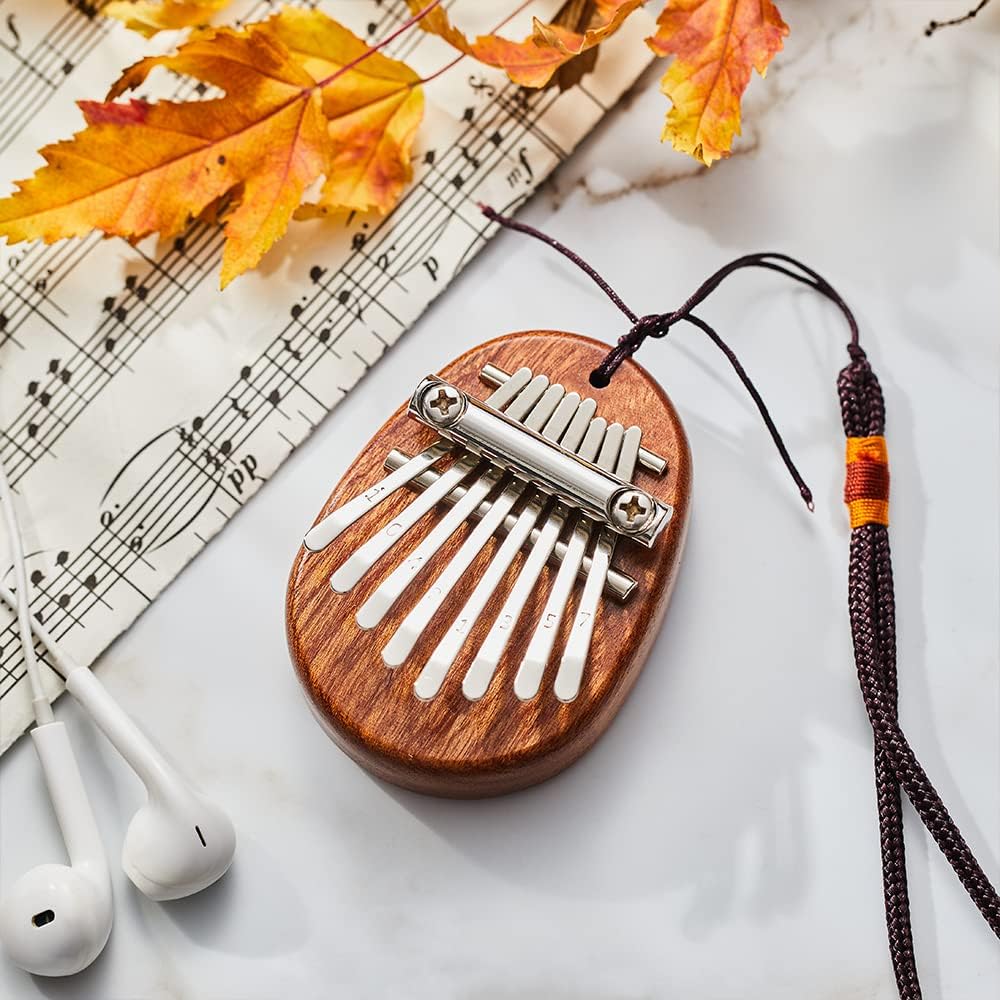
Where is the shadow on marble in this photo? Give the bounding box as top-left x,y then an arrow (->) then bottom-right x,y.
642,105 -> 996,381
28,920 -> 117,1000
146,833 -> 308,958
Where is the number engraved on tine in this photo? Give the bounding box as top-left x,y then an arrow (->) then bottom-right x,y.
355,465 -> 502,630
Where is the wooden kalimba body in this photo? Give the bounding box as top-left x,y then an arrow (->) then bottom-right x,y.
285,331 -> 691,797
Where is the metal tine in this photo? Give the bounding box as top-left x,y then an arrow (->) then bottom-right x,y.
381,448 -> 639,602
415,398 -> 598,702
383,383 -> 570,672
460,403 -> 603,702
354,467 -> 500,628
304,367 -> 533,552
359,390 -> 589,632
304,443 -> 449,553
482,364 -> 668,476
329,372 -> 549,594
513,423 -> 626,701
554,426 -> 643,702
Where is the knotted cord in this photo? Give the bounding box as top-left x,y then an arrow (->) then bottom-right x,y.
481,205 -> 1000,998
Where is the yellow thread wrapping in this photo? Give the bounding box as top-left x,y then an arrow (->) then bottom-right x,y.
847,498 -> 890,529
846,436 -> 889,465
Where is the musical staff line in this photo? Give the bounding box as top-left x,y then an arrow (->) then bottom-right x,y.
0,3 -> 109,153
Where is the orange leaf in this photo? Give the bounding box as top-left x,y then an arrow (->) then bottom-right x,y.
0,11 -> 425,287
103,0 -> 232,38
409,0 -> 644,89
647,0 -> 788,166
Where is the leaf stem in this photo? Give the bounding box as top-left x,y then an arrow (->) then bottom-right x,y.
418,53 -> 465,87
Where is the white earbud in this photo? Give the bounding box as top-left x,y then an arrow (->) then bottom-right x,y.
64,668 -> 236,901
0,450 -> 111,976
0,449 -> 233,982
0,722 -> 113,976
0,591 -> 237,902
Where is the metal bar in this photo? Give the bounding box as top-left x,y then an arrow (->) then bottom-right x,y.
409,377 -> 671,547
383,448 -> 637,602
480,364 -> 668,476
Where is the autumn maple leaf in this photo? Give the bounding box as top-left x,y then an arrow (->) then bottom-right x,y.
409,0 -> 645,88
648,0 -> 789,165
0,2 -> 792,291
0,10 -> 424,288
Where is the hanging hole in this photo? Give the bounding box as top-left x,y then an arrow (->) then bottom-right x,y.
195,825 -> 207,847
32,909 -> 55,927
589,369 -> 610,389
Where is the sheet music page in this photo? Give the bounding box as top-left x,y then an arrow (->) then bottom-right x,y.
0,1 -> 653,752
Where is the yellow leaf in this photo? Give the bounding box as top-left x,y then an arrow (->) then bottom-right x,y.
103,0 -> 231,38
409,0 -> 644,89
647,0 -> 788,166
0,12 -> 425,286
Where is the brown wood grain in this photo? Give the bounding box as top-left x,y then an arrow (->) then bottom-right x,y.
285,331 -> 692,797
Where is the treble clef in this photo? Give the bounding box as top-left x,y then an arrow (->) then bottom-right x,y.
468,75 -> 496,98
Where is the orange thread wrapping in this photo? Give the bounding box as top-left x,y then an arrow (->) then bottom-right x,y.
845,436 -> 889,528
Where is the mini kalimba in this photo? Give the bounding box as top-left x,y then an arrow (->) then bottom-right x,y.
285,331 -> 691,796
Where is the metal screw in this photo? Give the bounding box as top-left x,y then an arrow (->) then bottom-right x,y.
420,383 -> 464,425
609,488 -> 654,532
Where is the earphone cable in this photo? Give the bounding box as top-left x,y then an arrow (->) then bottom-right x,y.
0,581 -> 71,682
0,452 -> 55,725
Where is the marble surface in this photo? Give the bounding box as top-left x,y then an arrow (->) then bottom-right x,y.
1,2 -> 997,997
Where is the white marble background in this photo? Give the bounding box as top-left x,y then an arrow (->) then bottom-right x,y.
1,1 -> 997,997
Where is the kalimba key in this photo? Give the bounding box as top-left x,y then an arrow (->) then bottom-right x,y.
285,331 -> 691,796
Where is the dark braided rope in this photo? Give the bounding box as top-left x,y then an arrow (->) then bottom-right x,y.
481,205 -> 1000,997
840,351 -> 1000,942
839,349 -> 920,997
873,529 -> 920,999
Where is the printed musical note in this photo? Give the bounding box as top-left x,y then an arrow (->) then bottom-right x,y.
3,13 -> 21,52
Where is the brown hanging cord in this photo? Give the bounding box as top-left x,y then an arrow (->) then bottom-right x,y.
481,204 -> 1000,998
